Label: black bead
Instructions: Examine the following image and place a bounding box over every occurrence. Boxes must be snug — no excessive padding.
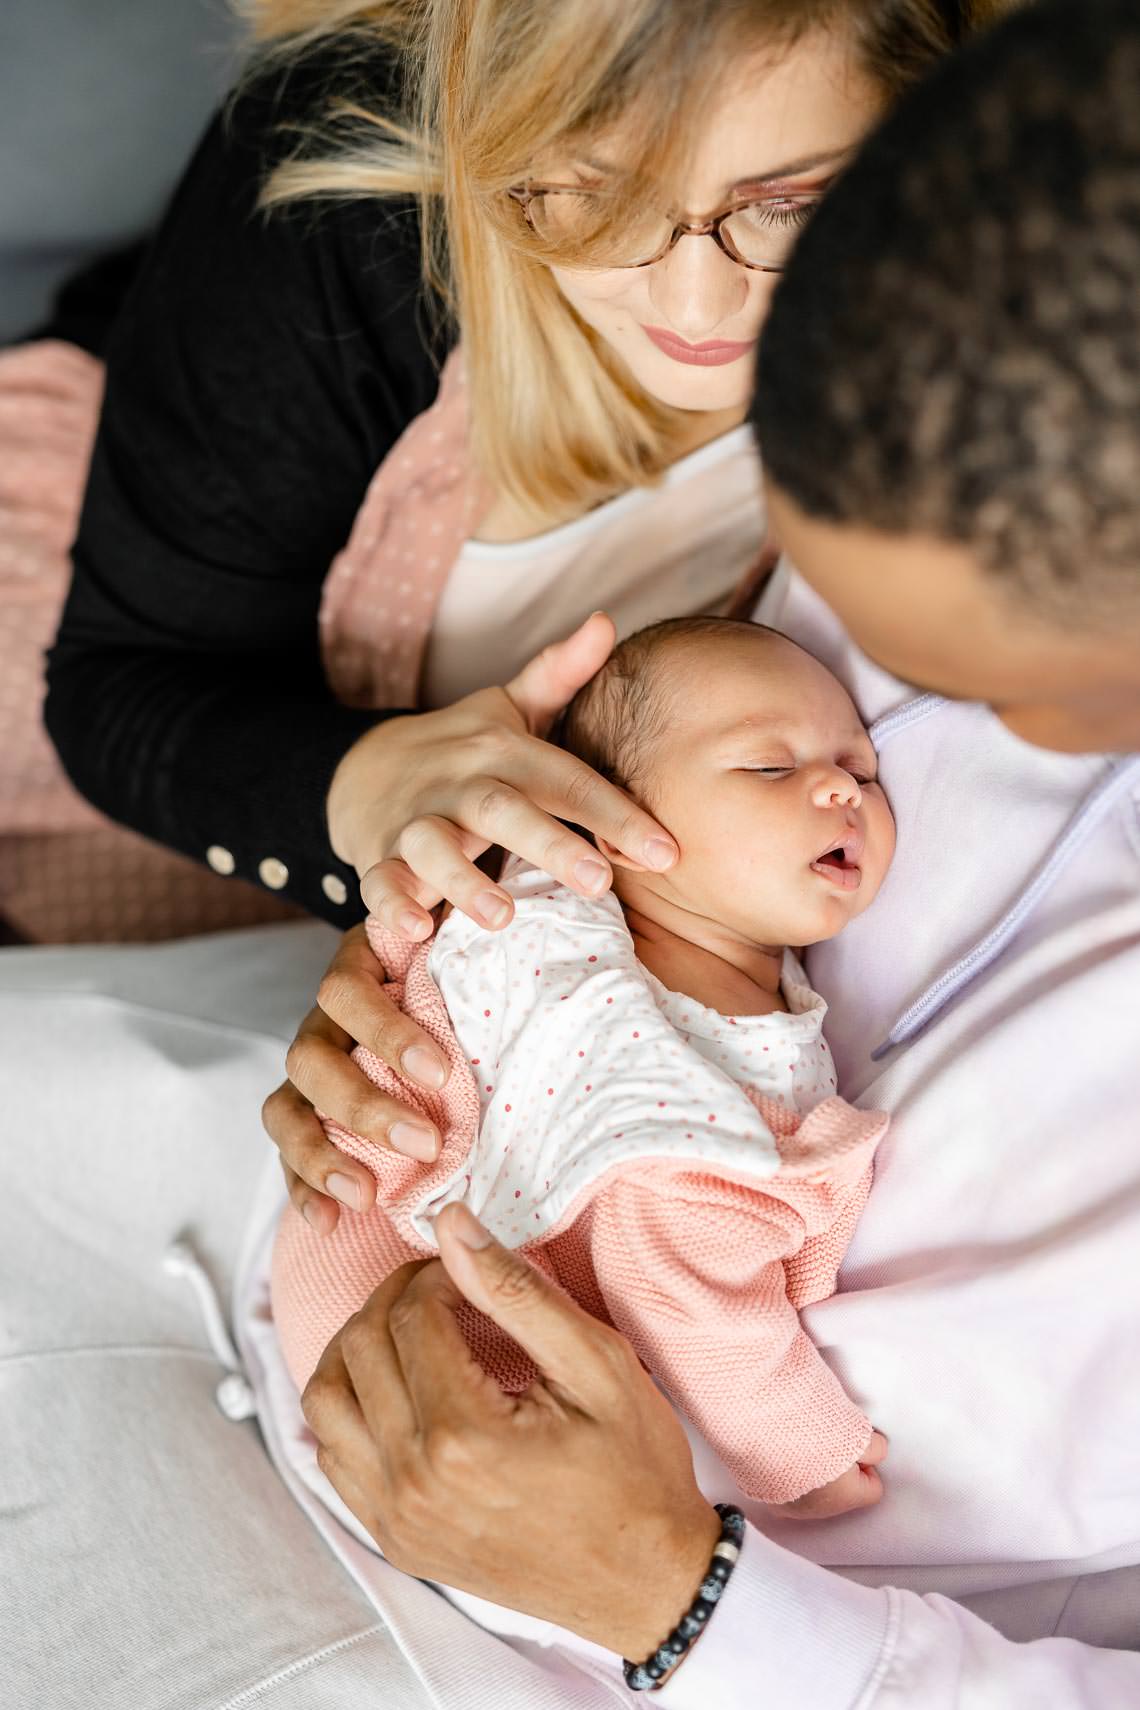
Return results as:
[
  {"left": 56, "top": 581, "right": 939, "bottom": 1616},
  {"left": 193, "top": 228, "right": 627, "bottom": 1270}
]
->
[
  {"left": 692, "top": 1598, "right": 714, "bottom": 1623},
  {"left": 716, "top": 1504, "right": 746, "bottom": 1543},
  {"left": 665, "top": 1633, "right": 689, "bottom": 1657},
  {"left": 707, "top": 1557, "right": 732, "bottom": 1583},
  {"left": 646, "top": 1658, "right": 666, "bottom": 1681}
]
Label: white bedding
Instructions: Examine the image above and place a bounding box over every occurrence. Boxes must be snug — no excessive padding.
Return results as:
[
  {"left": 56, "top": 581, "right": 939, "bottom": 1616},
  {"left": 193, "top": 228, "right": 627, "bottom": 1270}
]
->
[{"left": 0, "top": 924, "right": 441, "bottom": 1710}]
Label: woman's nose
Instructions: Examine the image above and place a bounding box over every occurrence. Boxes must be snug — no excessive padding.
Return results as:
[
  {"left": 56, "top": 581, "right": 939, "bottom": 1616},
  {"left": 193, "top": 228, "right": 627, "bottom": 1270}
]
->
[
  {"left": 811, "top": 767, "right": 862, "bottom": 810},
  {"left": 647, "top": 232, "right": 750, "bottom": 338}
]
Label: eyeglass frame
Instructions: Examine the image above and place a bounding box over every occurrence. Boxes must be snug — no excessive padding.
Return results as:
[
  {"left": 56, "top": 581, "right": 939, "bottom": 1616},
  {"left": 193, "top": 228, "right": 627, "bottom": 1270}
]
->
[{"left": 507, "top": 181, "right": 821, "bottom": 272}]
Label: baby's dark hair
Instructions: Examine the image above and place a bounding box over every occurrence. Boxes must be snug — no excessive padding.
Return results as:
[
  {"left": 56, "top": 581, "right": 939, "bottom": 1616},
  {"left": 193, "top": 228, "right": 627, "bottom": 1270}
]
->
[
  {"left": 560, "top": 615, "right": 785, "bottom": 801},
  {"left": 752, "top": 0, "right": 1140, "bottom": 624}
]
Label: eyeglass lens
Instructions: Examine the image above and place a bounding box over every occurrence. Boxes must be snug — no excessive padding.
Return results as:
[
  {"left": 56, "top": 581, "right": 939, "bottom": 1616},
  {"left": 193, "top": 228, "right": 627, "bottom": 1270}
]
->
[{"left": 524, "top": 190, "right": 819, "bottom": 268}]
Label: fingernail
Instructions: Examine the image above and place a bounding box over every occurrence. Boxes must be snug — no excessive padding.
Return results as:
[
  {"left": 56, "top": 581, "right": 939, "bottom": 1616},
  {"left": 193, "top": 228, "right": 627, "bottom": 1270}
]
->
[
  {"left": 390, "top": 1120, "right": 439, "bottom": 1161},
  {"left": 474, "top": 892, "right": 511, "bottom": 929},
  {"left": 643, "top": 837, "right": 676, "bottom": 871},
  {"left": 399, "top": 909, "right": 429, "bottom": 940},
  {"left": 326, "top": 1171, "right": 363, "bottom": 1212},
  {"left": 446, "top": 1203, "right": 492, "bottom": 1249},
  {"left": 402, "top": 1045, "right": 448, "bottom": 1090},
  {"left": 573, "top": 856, "right": 609, "bottom": 893}
]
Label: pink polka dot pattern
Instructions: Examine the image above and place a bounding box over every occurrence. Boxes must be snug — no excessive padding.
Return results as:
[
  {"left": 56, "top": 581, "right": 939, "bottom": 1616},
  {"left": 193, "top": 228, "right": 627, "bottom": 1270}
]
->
[{"left": 319, "top": 350, "right": 484, "bottom": 712}]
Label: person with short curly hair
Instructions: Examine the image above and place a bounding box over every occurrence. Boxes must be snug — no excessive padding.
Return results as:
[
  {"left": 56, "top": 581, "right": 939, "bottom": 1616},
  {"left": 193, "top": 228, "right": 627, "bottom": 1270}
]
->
[
  {"left": 289, "top": 5, "right": 1140, "bottom": 1702},
  {"left": 754, "top": 0, "right": 1140, "bottom": 749}
]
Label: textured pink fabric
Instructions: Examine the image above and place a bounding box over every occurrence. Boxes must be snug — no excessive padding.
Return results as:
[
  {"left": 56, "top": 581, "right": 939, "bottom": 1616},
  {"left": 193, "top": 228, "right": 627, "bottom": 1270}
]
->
[
  {"left": 0, "top": 340, "right": 295, "bottom": 943},
  {"left": 272, "top": 921, "right": 887, "bottom": 1504},
  {"left": 318, "top": 348, "right": 482, "bottom": 710}
]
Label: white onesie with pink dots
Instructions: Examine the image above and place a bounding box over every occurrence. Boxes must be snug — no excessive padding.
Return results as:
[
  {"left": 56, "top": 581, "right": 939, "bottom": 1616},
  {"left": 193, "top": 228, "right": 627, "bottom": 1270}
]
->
[{"left": 422, "top": 856, "right": 842, "bottom": 1243}]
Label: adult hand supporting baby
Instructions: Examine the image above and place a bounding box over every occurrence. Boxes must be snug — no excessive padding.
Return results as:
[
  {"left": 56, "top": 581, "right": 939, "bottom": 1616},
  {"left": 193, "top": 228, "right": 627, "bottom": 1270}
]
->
[
  {"left": 262, "top": 923, "right": 457, "bottom": 1234},
  {"left": 326, "top": 611, "right": 679, "bottom": 939},
  {"left": 301, "top": 1201, "right": 721, "bottom": 1662}
]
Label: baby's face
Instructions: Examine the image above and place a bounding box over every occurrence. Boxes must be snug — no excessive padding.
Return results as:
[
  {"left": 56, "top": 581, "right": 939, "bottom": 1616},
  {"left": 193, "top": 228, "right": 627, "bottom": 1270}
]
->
[{"left": 642, "top": 630, "right": 895, "bottom": 947}]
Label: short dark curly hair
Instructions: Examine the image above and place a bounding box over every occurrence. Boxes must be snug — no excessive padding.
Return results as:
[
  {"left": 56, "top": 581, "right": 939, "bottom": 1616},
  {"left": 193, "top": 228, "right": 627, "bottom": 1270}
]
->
[{"left": 752, "top": 0, "right": 1140, "bottom": 623}]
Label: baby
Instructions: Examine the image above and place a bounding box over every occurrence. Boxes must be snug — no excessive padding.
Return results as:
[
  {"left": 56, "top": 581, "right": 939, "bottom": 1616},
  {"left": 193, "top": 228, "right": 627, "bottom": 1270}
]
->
[{"left": 272, "top": 616, "right": 896, "bottom": 1515}]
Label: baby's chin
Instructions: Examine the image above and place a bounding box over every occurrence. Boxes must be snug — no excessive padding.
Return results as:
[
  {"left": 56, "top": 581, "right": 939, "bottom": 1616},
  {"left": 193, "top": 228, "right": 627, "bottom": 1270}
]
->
[{"left": 759, "top": 894, "right": 864, "bottom": 952}]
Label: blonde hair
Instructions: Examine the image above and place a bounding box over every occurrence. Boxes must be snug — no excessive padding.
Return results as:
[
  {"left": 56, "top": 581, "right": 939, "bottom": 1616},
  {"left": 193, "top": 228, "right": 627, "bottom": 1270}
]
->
[{"left": 245, "top": 0, "right": 1016, "bottom": 527}]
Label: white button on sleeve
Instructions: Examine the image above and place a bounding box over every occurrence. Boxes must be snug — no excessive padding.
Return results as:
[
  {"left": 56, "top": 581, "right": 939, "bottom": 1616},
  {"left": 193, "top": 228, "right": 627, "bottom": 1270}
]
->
[
  {"left": 258, "top": 857, "right": 290, "bottom": 891},
  {"left": 321, "top": 873, "right": 349, "bottom": 906},
  {"left": 206, "top": 845, "right": 235, "bottom": 876}
]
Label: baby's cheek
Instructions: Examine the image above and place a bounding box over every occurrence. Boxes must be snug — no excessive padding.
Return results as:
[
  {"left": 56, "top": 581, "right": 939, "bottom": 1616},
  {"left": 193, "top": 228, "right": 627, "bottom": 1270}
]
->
[{"left": 875, "top": 801, "right": 898, "bottom": 883}]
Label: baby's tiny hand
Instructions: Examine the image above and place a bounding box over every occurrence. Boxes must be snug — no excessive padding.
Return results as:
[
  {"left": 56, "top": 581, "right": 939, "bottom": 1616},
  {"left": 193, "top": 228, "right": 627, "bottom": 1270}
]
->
[{"left": 769, "top": 1429, "right": 888, "bottom": 1520}]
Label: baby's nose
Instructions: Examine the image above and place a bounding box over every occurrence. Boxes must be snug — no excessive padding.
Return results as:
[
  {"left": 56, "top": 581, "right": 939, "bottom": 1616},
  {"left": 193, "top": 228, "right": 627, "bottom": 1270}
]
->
[{"left": 812, "top": 768, "right": 862, "bottom": 808}]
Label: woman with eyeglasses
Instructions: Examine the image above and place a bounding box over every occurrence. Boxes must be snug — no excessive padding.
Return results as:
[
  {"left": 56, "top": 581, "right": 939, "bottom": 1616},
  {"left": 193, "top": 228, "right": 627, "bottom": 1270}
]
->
[
  {"left": 57, "top": 11, "right": 997, "bottom": 1140},
  {"left": 46, "top": 0, "right": 1010, "bottom": 1225}
]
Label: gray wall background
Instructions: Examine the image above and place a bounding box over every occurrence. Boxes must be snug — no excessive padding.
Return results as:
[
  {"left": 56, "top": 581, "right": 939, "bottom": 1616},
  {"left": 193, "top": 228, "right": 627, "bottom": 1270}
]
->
[{"left": 0, "top": 0, "right": 245, "bottom": 343}]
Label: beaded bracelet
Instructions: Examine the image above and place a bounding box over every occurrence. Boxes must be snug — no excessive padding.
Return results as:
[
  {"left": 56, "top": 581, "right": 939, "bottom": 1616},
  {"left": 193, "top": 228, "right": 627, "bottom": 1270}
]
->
[{"left": 622, "top": 1504, "right": 746, "bottom": 1693}]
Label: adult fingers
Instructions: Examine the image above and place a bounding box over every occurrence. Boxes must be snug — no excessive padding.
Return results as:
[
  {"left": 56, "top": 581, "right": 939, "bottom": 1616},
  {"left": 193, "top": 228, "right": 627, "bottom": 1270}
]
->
[
  {"left": 270, "top": 1105, "right": 346, "bottom": 1232},
  {"left": 389, "top": 760, "right": 675, "bottom": 908},
  {"left": 314, "top": 924, "right": 450, "bottom": 1094},
  {"left": 400, "top": 793, "right": 614, "bottom": 919},
  {"left": 263, "top": 1061, "right": 381, "bottom": 1219},
  {"left": 506, "top": 611, "right": 616, "bottom": 736},
  {"left": 284, "top": 1022, "right": 442, "bottom": 1165},
  {"left": 279, "top": 1156, "right": 338, "bottom": 1236},
  {"left": 302, "top": 1293, "right": 408, "bottom": 1466},
  {"left": 383, "top": 1254, "right": 518, "bottom": 1438},
  {"left": 432, "top": 1204, "right": 641, "bottom": 1410},
  {"left": 371, "top": 816, "right": 509, "bottom": 932},
  {"left": 513, "top": 741, "right": 677, "bottom": 872},
  {"left": 311, "top": 1445, "right": 381, "bottom": 1551},
  {"left": 323, "top": 1261, "right": 434, "bottom": 1447},
  {"left": 355, "top": 856, "right": 441, "bottom": 942}
]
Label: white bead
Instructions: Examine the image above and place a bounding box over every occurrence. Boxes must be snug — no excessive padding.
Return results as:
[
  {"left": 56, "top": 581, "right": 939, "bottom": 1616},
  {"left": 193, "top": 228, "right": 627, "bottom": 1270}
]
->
[
  {"left": 258, "top": 856, "right": 289, "bottom": 891},
  {"left": 321, "top": 872, "right": 349, "bottom": 907},
  {"left": 215, "top": 1372, "right": 257, "bottom": 1422},
  {"left": 206, "top": 844, "right": 235, "bottom": 876}
]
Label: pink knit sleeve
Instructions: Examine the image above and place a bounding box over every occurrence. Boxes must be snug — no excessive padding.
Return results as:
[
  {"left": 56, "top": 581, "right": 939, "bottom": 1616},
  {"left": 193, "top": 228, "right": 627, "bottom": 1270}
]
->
[
  {"left": 270, "top": 920, "right": 486, "bottom": 1393},
  {"left": 584, "top": 1162, "right": 875, "bottom": 1504}
]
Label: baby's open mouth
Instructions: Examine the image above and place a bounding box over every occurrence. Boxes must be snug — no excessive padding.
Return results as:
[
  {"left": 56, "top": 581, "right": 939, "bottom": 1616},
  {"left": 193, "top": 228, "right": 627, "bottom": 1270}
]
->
[{"left": 810, "top": 831, "right": 864, "bottom": 891}]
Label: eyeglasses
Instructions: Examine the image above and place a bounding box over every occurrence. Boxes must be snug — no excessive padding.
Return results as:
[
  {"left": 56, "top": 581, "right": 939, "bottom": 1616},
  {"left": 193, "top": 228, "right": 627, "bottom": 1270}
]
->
[{"left": 508, "top": 182, "right": 822, "bottom": 272}]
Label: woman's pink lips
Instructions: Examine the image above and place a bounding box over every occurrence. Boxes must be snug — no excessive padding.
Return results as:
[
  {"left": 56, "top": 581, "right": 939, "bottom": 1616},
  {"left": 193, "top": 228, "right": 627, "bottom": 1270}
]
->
[{"left": 642, "top": 325, "right": 757, "bottom": 367}]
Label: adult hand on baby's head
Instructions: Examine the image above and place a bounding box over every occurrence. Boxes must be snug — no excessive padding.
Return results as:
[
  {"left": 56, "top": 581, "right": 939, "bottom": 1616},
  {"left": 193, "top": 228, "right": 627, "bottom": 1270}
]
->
[
  {"left": 325, "top": 612, "right": 678, "bottom": 941},
  {"left": 301, "top": 1203, "right": 720, "bottom": 1660},
  {"left": 768, "top": 1431, "right": 888, "bottom": 1521}
]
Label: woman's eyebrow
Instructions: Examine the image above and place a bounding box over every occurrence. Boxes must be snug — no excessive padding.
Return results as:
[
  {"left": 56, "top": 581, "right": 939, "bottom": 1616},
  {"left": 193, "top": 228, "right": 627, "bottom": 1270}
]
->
[
  {"left": 573, "top": 146, "right": 851, "bottom": 187},
  {"left": 732, "top": 146, "right": 854, "bottom": 187}
]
